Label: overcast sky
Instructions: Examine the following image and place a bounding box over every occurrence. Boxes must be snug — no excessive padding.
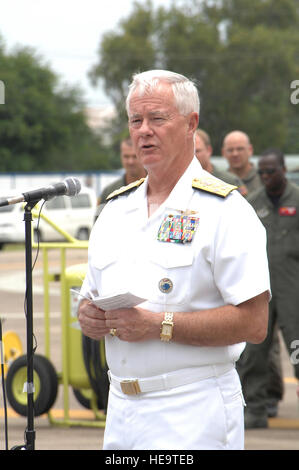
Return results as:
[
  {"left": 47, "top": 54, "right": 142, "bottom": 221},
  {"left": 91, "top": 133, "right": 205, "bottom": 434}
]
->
[{"left": 0, "top": 0, "right": 173, "bottom": 107}]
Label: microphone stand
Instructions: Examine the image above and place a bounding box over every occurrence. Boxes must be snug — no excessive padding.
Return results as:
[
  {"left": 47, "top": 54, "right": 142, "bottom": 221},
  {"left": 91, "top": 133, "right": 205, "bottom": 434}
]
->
[{"left": 12, "top": 200, "right": 39, "bottom": 450}]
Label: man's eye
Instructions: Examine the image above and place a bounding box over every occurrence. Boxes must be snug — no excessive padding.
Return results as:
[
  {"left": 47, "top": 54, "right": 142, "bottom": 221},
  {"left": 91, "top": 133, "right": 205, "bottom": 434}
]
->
[{"left": 130, "top": 119, "right": 141, "bottom": 126}]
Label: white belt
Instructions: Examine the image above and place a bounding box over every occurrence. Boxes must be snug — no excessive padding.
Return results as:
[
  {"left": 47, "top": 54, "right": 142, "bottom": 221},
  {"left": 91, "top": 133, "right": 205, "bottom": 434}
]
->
[{"left": 108, "top": 363, "right": 234, "bottom": 396}]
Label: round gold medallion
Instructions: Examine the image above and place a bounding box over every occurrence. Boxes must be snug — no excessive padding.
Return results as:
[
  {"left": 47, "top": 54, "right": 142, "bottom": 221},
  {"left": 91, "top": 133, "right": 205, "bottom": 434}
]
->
[{"left": 158, "top": 278, "right": 173, "bottom": 293}]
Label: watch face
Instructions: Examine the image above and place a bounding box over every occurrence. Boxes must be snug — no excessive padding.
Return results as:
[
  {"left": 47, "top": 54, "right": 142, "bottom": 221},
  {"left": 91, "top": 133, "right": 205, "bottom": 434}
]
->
[{"left": 163, "top": 324, "right": 172, "bottom": 335}]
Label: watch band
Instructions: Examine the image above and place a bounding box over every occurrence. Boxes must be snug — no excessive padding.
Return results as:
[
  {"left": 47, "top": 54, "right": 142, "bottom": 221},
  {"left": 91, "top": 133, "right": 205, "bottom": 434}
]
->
[{"left": 160, "top": 311, "right": 174, "bottom": 342}]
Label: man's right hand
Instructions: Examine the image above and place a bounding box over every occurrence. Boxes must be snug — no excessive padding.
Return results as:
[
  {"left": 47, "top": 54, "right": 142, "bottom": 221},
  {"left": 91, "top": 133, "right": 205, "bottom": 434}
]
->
[{"left": 78, "top": 299, "right": 110, "bottom": 340}]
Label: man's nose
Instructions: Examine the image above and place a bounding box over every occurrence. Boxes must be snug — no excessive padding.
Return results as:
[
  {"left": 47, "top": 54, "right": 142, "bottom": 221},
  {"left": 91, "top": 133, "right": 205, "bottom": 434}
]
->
[{"left": 139, "top": 118, "right": 153, "bottom": 134}]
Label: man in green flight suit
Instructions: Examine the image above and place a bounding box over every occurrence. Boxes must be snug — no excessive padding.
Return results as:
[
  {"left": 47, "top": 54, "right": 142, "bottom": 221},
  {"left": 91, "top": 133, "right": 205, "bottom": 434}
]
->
[
  {"left": 237, "top": 148, "right": 299, "bottom": 428},
  {"left": 221, "top": 130, "right": 262, "bottom": 194},
  {"left": 221, "top": 130, "right": 284, "bottom": 420}
]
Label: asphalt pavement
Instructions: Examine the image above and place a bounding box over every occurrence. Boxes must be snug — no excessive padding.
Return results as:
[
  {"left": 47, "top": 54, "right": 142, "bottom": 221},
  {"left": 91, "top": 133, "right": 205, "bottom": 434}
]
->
[{"left": 0, "top": 247, "right": 299, "bottom": 452}]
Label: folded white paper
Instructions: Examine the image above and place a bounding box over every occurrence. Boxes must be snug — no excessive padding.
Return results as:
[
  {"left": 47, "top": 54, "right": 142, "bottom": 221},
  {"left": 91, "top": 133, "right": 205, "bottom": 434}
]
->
[
  {"left": 72, "top": 289, "right": 146, "bottom": 310},
  {"left": 92, "top": 292, "right": 146, "bottom": 310}
]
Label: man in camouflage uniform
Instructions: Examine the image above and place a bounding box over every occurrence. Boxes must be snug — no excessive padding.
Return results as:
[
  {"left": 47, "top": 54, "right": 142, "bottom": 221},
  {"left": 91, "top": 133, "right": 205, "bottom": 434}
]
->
[{"left": 237, "top": 148, "right": 299, "bottom": 428}]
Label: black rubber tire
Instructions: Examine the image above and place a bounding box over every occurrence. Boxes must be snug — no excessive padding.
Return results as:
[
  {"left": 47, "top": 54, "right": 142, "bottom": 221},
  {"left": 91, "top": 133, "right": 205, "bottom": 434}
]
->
[
  {"left": 76, "top": 227, "right": 89, "bottom": 240},
  {"left": 6, "top": 354, "right": 58, "bottom": 417},
  {"left": 81, "top": 335, "right": 109, "bottom": 412},
  {"left": 72, "top": 387, "right": 102, "bottom": 410}
]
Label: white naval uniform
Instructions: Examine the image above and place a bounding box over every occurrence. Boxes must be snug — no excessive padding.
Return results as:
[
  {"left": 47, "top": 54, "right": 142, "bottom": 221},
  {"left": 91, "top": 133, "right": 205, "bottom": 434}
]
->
[{"left": 80, "top": 157, "right": 270, "bottom": 450}]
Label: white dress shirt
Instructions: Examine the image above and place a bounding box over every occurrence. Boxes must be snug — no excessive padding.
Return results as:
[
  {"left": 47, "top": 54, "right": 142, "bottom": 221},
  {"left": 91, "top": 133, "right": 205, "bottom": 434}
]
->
[{"left": 81, "top": 158, "right": 270, "bottom": 378}]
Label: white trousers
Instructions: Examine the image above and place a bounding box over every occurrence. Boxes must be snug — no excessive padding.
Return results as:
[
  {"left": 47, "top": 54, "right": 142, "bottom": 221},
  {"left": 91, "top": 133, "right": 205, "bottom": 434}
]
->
[{"left": 103, "top": 368, "right": 245, "bottom": 450}]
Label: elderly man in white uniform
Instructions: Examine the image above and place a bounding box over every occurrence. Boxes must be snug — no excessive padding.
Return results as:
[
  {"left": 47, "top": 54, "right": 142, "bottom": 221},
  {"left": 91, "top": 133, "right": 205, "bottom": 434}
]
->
[{"left": 78, "top": 70, "right": 270, "bottom": 450}]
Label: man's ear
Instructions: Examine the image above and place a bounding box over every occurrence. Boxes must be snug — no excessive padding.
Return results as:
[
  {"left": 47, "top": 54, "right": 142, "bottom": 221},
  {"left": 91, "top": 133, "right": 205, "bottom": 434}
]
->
[{"left": 188, "top": 112, "right": 199, "bottom": 133}]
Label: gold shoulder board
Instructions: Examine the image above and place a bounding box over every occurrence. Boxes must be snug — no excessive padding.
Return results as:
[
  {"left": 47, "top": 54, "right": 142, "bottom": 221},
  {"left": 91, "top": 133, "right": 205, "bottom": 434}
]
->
[
  {"left": 192, "top": 175, "right": 237, "bottom": 198},
  {"left": 106, "top": 178, "right": 146, "bottom": 201}
]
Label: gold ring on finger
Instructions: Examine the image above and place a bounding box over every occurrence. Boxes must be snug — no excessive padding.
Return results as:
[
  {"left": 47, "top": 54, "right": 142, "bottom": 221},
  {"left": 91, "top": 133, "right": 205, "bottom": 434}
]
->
[{"left": 110, "top": 328, "right": 117, "bottom": 337}]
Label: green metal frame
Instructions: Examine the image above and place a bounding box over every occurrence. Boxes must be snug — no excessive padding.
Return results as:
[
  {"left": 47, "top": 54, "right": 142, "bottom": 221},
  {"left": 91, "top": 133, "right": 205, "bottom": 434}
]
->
[{"left": 31, "top": 208, "right": 106, "bottom": 428}]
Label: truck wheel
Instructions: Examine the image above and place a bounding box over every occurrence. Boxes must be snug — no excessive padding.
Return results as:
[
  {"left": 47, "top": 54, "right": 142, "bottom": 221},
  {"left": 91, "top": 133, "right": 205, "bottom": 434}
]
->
[
  {"left": 76, "top": 228, "right": 89, "bottom": 240},
  {"left": 6, "top": 354, "right": 58, "bottom": 417}
]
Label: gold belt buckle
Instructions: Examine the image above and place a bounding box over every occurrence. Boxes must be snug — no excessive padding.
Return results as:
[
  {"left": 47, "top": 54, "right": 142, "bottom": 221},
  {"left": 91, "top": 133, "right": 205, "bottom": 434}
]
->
[{"left": 120, "top": 379, "right": 141, "bottom": 395}]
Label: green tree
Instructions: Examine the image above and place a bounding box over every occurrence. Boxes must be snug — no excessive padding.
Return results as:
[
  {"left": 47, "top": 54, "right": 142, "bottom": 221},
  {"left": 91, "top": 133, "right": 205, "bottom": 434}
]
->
[
  {"left": 89, "top": 0, "right": 299, "bottom": 155},
  {"left": 0, "top": 38, "right": 110, "bottom": 172},
  {"left": 201, "top": 0, "right": 299, "bottom": 152},
  {"left": 89, "top": 0, "right": 157, "bottom": 166}
]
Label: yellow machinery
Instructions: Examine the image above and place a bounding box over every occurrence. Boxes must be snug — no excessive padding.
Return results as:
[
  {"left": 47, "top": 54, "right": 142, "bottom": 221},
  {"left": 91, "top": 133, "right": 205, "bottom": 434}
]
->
[
  {"left": 5, "top": 208, "right": 106, "bottom": 428},
  {"left": 2, "top": 331, "right": 23, "bottom": 377}
]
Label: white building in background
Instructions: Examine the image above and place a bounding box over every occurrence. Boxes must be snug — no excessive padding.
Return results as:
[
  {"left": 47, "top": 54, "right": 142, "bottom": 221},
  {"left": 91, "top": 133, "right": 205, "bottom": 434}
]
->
[{"left": 84, "top": 105, "right": 116, "bottom": 130}]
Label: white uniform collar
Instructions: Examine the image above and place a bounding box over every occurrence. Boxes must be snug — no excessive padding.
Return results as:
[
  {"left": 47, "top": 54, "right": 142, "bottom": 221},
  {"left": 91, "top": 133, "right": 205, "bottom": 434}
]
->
[{"left": 125, "top": 156, "right": 203, "bottom": 214}]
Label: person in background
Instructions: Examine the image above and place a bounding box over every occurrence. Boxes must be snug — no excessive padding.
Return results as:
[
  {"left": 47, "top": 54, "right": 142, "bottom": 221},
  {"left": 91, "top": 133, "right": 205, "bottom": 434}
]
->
[
  {"left": 221, "top": 130, "right": 262, "bottom": 194},
  {"left": 222, "top": 130, "right": 284, "bottom": 418},
  {"left": 78, "top": 69, "right": 270, "bottom": 450},
  {"left": 194, "top": 129, "right": 247, "bottom": 195},
  {"left": 237, "top": 148, "right": 299, "bottom": 429},
  {"left": 95, "top": 137, "right": 147, "bottom": 218}
]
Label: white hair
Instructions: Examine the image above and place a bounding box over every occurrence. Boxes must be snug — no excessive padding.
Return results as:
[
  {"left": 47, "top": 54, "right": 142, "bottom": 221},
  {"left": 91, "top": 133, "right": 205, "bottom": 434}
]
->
[{"left": 126, "top": 70, "right": 200, "bottom": 116}]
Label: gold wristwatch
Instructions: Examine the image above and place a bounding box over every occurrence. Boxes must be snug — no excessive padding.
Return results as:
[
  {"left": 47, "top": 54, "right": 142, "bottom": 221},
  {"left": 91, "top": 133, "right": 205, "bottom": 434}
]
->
[{"left": 160, "top": 312, "right": 174, "bottom": 342}]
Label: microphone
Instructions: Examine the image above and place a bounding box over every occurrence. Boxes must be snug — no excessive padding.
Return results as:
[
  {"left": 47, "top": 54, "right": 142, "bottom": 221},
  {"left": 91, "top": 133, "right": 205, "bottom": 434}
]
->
[{"left": 0, "top": 177, "right": 81, "bottom": 207}]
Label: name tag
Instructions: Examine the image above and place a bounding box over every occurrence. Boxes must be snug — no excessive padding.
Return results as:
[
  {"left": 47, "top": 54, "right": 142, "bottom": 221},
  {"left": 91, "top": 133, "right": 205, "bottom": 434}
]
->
[
  {"left": 279, "top": 206, "right": 296, "bottom": 216},
  {"left": 157, "top": 213, "right": 199, "bottom": 244}
]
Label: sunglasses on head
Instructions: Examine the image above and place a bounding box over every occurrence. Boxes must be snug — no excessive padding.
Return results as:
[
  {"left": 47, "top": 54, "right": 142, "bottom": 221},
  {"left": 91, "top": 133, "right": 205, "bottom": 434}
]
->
[{"left": 257, "top": 168, "right": 277, "bottom": 175}]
